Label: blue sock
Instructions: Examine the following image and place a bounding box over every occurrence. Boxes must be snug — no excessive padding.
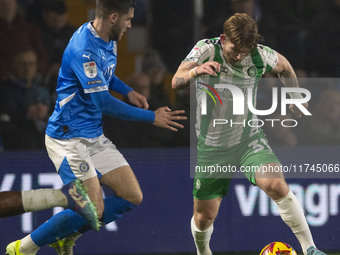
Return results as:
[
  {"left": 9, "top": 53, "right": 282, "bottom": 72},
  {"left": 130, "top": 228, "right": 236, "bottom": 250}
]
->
[
  {"left": 31, "top": 209, "right": 86, "bottom": 246},
  {"left": 31, "top": 196, "right": 137, "bottom": 246},
  {"left": 102, "top": 195, "right": 136, "bottom": 224},
  {"left": 79, "top": 195, "right": 136, "bottom": 232}
]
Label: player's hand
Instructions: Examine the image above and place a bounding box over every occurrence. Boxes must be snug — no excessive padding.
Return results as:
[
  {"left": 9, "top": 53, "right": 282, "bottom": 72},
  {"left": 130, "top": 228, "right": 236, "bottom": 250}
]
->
[
  {"left": 195, "top": 61, "right": 221, "bottom": 76},
  {"left": 127, "top": 90, "right": 149, "bottom": 109},
  {"left": 289, "top": 102, "right": 308, "bottom": 119},
  {"left": 153, "top": 106, "right": 187, "bottom": 131}
]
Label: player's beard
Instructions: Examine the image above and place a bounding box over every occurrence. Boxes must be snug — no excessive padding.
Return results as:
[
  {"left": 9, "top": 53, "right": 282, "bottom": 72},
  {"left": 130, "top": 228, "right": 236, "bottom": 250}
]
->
[
  {"left": 109, "top": 25, "right": 119, "bottom": 41},
  {"left": 109, "top": 22, "right": 124, "bottom": 41}
]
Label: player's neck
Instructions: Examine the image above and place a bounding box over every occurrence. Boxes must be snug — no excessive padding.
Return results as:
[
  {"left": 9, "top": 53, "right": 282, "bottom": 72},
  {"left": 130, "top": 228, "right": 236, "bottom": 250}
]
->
[{"left": 93, "top": 18, "right": 110, "bottom": 42}]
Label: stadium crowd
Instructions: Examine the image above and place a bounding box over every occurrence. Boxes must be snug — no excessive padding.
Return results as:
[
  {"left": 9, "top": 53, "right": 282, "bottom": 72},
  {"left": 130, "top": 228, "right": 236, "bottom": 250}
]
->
[{"left": 0, "top": 0, "right": 339, "bottom": 150}]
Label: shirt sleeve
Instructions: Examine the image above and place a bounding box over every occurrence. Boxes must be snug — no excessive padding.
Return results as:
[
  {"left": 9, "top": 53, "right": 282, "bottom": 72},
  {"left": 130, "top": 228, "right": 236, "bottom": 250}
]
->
[
  {"left": 71, "top": 50, "right": 109, "bottom": 93},
  {"left": 258, "top": 45, "right": 279, "bottom": 73},
  {"left": 109, "top": 75, "right": 133, "bottom": 96},
  {"left": 91, "top": 90, "right": 155, "bottom": 123},
  {"left": 182, "top": 39, "right": 216, "bottom": 65}
]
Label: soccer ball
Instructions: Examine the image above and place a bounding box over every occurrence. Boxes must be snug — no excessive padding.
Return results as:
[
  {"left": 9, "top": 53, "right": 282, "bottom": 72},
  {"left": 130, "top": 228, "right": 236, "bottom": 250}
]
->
[{"left": 260, "top": 242, "right": 297, "bottom": 255}]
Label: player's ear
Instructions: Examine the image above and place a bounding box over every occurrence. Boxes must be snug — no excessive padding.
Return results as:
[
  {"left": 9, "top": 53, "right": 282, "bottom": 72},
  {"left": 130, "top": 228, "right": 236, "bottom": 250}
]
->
[
  {"left": 109, "top": 13, "right": 119, "bottom": 24},
  {"left": 220, "top": 34, "right": 227, "bottom": 44}
]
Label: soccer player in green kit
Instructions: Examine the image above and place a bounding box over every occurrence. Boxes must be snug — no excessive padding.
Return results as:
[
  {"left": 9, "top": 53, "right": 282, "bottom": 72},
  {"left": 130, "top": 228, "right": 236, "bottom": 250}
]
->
[{"left": 172, "top": 13, "right": 327, "bottom": 255}]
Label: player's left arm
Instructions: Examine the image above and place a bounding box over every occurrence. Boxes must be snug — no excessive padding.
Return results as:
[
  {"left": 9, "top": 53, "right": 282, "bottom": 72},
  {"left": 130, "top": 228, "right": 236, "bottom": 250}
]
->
[
  {"left": 109, "top": 75, "right": 149, "bottom": 109},
  {"left": 270, "top": 52, "right": 308, "bottom": 119}
]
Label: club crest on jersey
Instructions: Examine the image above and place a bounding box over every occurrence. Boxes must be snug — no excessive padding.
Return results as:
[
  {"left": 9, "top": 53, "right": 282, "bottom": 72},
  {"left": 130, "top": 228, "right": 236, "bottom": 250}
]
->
[
  {"left": 247, "top": 66, "right": 257, "bottom": 77},
  {"left": 83, "top": 61, "right": 98, "bottom": 78}
]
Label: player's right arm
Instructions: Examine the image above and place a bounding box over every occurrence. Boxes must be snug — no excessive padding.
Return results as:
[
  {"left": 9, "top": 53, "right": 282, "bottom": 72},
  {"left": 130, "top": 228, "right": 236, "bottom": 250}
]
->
[
  {"left": 171, "top": 61, "right": 220, "bottom": 89},
  {"left": 172, "top": 39, "right": 221, "bottom": 89}
]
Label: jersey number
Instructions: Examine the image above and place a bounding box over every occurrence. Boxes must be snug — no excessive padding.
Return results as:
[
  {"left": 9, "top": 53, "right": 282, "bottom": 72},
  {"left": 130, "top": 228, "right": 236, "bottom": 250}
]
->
[{"left": 248, "top": 139, "right": 273, "bottom": 153}]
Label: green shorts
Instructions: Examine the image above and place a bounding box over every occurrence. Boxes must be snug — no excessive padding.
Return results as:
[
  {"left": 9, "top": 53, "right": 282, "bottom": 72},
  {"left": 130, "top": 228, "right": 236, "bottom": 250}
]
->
[{"left": 193, "top": 131, "right": 280, "bottom": 200}]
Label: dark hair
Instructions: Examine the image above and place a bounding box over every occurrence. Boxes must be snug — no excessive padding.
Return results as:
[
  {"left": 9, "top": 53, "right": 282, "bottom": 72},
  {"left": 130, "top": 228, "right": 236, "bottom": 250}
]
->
[
  {"left": 13, "top": 47, "right": 37, "bottom": 59},
  {"left": 96, "top": 0, "right": 137, "bottom": 19},
  {"left": 223, "top": 13, "right": 262, "bottom": 52},
  {"left": 42, "top": 0, "right": 67, "bottom": 15}
]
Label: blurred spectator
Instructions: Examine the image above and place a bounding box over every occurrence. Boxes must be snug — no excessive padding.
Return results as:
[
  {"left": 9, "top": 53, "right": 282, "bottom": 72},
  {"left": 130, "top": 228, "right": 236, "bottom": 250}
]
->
[
  {"left": 103, "top": 48, "right": 191, "bottom": 148},
  {"left": 259, "top": 0, "right": 324, "bottom": 70},
  {"left": 0, "top": 0, "right": 48, "bottom": 81},
  {"left": 20, "top": 0, "right": 44, "bottom": 25},
  {"left": 103, "top": 72, "right": 179, "bottom": 148},
  {"left": 297, "top": 89, "right": 340, "bottom": 145},
  {"left": 203, "top": 0, "right": 261, "bottom": 39},
  {"left": 126, "top": 73, "right": 151, "bottom": 100},
  {"left": 202, "top": 0, "right": 230, "bottom": 38},
  {"left": 263, "top": 112, "right": 298, "bottom": 147},
  {"left": 0, "top": 48, "right": 50, "bottom": 150},
  {"left": 141, "top": 49, "right": 171, "bottom": 109},
  {"left": 150, "top": 0, "right": 193, "bottom": 72},
  {"left": 257, "top": 74, "right": 299, "bottom": 146},
  {"left": 40, "top": 0, "right": 76, "bottom": 94},
  {"left": 0, "top": 48, "right": 49, "bottom": 121},
  {"left": 306, "top": 0, "right": 340, "bottom": 77},
  {"left": 230, "top": 0, "right": 261, "bottom": 20},
  {"left": 41, "top": 0, "right": 76, "bottom": 64},
  {"left": 0, "top": 86, "right": 50, "bottom": 150},
  {"left": 173, "top": 85, "right": 190, "bottom": 147}
]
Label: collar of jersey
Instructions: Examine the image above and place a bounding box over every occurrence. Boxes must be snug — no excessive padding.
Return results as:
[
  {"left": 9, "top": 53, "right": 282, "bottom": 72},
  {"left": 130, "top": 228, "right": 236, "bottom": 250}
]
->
[{"left": 87, "top": 22, "right": 114, "bottom": 50}]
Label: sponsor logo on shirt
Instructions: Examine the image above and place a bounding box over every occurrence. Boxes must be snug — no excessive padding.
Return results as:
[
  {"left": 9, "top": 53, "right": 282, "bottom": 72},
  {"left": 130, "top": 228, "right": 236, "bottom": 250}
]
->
[
  {"left": 82, "top": 54, "right": 91, "bottom": 60},
  {"left": 87, "top": 80, "right": 103, "bottom": 85},
  {"left": 221, "top": 66, "right": 228, "bottom": 74},
  {"left": 83, "top": 61, "right": 98, "bottom": 78}
]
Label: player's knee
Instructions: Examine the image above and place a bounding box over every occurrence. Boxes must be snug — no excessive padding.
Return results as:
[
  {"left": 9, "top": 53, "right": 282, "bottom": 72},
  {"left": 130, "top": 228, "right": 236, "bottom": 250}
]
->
[
  {"left": 194, "top": 212, "right": 215, "bottom": 230},
  {"left": 128, "top": 190, "right": 143, "bottom": 205},
  {"left": 260, "top": 178, "right": 288, "bottom": 199}
]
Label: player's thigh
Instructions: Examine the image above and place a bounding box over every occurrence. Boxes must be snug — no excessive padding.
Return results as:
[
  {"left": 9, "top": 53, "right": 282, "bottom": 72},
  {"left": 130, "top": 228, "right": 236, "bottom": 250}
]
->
[
  {"left": 194, "top": 151, "right": 234, "bottom": 200},
  {"left": 45, "top": 135, "right": 104, "bottom": 213},
  {"left": 240, "top": 132, "right": 281, "bottom": 185},
  {"left": 89, "top": 136, "right": 142, "bottom": 204},
  {"left": 100, "top": 165, "right": 142, "bottom": 205},
  {"left": 193, "top": 154, "right": 230, "bottom": 228}
]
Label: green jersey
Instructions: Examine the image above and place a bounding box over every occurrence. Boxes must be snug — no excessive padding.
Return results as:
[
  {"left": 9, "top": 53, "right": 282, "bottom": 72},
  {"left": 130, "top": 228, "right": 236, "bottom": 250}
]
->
[{"left": 184, "top": 38, "right": 278, "bottom": 151}]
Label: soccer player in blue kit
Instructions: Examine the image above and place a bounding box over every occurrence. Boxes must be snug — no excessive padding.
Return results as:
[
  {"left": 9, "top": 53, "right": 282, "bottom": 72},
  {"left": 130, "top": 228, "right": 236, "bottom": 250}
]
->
[{"left": 5, "top": 0, "right": 186, "bottom": 254}]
